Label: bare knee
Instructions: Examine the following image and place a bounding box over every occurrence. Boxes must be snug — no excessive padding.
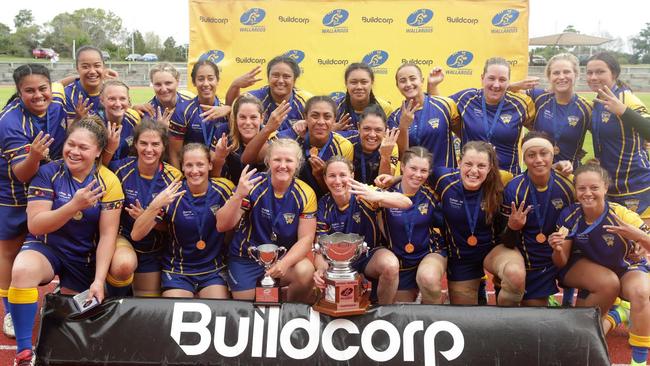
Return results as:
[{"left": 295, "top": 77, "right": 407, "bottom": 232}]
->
[
  {"left": 290, "top": 260, "right": 315, "bottom": 287},
  {"left": 417, "top": 270, "right": 442, "bottom": 292},
  {"left": 110, "top": 249, "right": 137, "bottom": 280},
  {"left": 501, "top": 262, "right": 525, "bottom": 291},
  {"left": 378, "top": 255, "right": 399, "bottom": 280}
]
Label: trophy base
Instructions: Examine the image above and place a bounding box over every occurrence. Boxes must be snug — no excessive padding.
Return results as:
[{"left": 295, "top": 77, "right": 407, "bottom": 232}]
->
[
  {"left": 254, "top": 286, "right": 280, "bottom": 305},
  {"left": 313, "top": 276, "right": 371, "bottom": 317}
]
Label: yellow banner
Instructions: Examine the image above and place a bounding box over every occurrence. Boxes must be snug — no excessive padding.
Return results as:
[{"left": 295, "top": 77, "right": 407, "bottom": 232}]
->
[{"left": 188, "top": 0, "right": 529, "bottom": 104}]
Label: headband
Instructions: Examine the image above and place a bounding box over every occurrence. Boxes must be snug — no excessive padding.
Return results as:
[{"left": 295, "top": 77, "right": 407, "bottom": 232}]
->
[{"left": 521, "top": 137, "right": 554, "bottom": 155}]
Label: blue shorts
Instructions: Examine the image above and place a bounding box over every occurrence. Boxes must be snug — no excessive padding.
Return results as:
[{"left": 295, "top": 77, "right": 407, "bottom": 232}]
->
[
  {"left": 352, "top": 247, "right": 378, "bottom": 276},
  {"left": 161, "top": 270, "right": 227, "bottom": 293},
  {"left": 397, "top": 251, "right": 447, "bottom": 290},
  {"left": 609, "top": 191, "right": 650, "bottom": 219},
  {"left": 0, "top": 205, "right": 27, "bottom": 240},
  {"left": 523, "top": 265, "right": 559, "bottom": 300},
  {"left": 115, "top": 235, "right": 162, "bottom": 274},
  {"left": 21, "top": 240, "right": 94, "bottom": 292},
  {"left": 447, "top": 246, "right": 491, "bottom": 281},
  {"left": 227, "top": 256, "right": 265, "bottom": 292}
]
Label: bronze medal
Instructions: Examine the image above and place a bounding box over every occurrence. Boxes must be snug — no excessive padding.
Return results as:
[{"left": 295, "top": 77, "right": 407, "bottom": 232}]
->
[
  {"left": 535, "top": 232, "right": 547, "bottom": 243},
  {"left": 196, "top": 240, "right": 206, "bottom": 250},
  {"left": 405, "top": 242, "right": 415, "bottom": 253},
  {"left": 73, "top": 211, "right": 83, "bottom": 220},
  {"left": 467, "top": 235, "right": 478, "bottom": 246}
]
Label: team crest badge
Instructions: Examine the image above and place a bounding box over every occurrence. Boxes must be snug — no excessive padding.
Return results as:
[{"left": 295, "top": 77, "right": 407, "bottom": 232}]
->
[
  {"left": 567, "top": 116, "right": 579, "bottom": 127},
  {"left": 500, "top": 114, "right": 512, "bottom": 124},
  {"left": 624, "top": 199, "right": 640, "bottom": 212},
  {"left": 551, "top": 198, "right": 564, "bottom": 210},
  {"left": 352, "top": 212, "right": 361, "bottom": 224},
  {"left": 126, "top": 135, "right": 134, "bottom": 146},
  {"left": 602, "top": 234, "right": 615, "bottom": 247},
  {"left": 601, "top": 111, "right": 611, "bottom": 123},
  {"left": 418, "top": 203, "right": 428, "bottom": 215},
  {"left": 428, "top": 118, "right": 440, "bottom": 129},
  {"left": 283, "top": 213, "right": 296, "bottom": 224}
]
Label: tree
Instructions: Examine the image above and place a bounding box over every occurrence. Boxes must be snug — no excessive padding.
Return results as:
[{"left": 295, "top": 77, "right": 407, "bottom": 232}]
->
[
  {"left": 632, "top": 23, "right": 650, "bottom": 64},
  {"left": 0, "top": 23, "right": 11, "bottom": 54},
  {"left": 563, "top": 25, "right": 579, "bottom": 33},
  {"left": 14, "top": 9, "right": 34, "bottom": 29},
  {"left": 160, "top": 36, "right": 177, "bottom": 61},
  {"left": 132, "top": 30, "right": 146, "bottom": 54},
  {"left": 143, "top": 32, "right": 161, "bottom": 54}
]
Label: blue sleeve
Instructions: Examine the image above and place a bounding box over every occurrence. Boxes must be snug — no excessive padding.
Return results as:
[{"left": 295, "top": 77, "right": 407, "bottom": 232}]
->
[
  {"left": 387, "top": 109, "right": 401, "bottom": 130},
  {"left": 27, "top": 164, "right": 55, "bottom": 201}
]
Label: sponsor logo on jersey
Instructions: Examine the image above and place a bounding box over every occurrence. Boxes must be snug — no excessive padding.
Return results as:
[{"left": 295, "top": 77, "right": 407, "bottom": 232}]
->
[{"left": 199, "top": 50, "right": 225, "bottom": 64}]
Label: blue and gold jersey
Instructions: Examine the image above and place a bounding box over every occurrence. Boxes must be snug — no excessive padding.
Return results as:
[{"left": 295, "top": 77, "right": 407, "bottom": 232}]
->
[
  {"left": 247, "top": 86, "right": 313, "bottom": 131},
  {"left": 558, "top": 202, "right": 649, "bottom": 274},
  {"left": 274, "top": 129, "right": 354, "bottom": 197},
  {"left": 148, "top": 90, "right": 195, "bottom": 137},
  {"left": 388, "top": 95, "right": 459, "bottom": 168},
  {"left": 0, "top": 99, "right": 68, "bottom": 206},
  {"left": 345, "top": 133, "right": 400, "bottom": 185},
  {"left": 451, "top": 89, "right": 535, "bottom": 174},
  {"left": 591, "top": 87, "right": 650, "bottom": 197},
  {"left": 316, "top": 193, "right": 383, "bottom": 249},
  {"left": 108, "top": 157, "right": 181, "bottom": 253},
  {"left": 176, "top": 96, "right": 229, "bottom": 146},
  {"left": 162, "top": 178, "right": 234, "bottom": 274},
  {"left": 528, "top": 89, "right": 592, "bottom": 166},
  {"left": 501, "top": 171, "right": 574, "bottom": 269},
  {"left": 52, "top": 80, "right": 101, "bottom": 119},
  {"left": 433, "top": 167, "right": 497, "bottom": 260},
  {"left": 332, "top": 94, "right": 394, "bottom": 130},
  {"left": 383, "top": 182, "right": 444, "bottom": 267},
  {"left": 101, "top": 109, "right": 141, "bottom": 162},
  {"left": 26, "top": 161, "right": 124, "bottom": 263},
  {"left": 230, "top": 172, "right": 316, "bottom": 258}
]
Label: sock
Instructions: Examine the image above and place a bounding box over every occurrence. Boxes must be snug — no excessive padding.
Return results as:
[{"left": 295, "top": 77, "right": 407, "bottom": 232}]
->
[
  {"left": 561, "top": 287, "right": 575, "bottom": 306},
  {"left": 631, "top": 346, "right": 648, "bottom": 365},
  {"left": 106, "top": 273, "right": 134, "bottom": 297},
  {"left": 608, "top": 304, "right": 628, "bottom": 326},
  {"left": 8, "top": 287, "right": 38, "bottom": 353},
  {"left": 0, "top": 288, "right": 10, "bottom": 314}
]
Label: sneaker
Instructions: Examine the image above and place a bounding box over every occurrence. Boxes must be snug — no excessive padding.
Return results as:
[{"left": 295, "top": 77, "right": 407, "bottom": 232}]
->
[
  {"left": 619, "top": 300, "right": 631, "bottom": 328},
  {"left": 547, "top": 295, "right": 561, "bottom": 307},
  {"left": 13, "top": 349, "right": 35, "bottom": 366},
  {"left": 3, "top": 312, "right": 15, "bottom": 338}
]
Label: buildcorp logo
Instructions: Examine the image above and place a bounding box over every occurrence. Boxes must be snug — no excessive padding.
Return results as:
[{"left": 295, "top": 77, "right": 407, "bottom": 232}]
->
[
  {"left": 240, "top": 8, "right": 266, "bottom": 32},
  {"left": 446, "top": 51, "right": 474, "bottom": 75},
  {"left": 170, "top": 303, "right": 465, "bottom": 365},
  {"left": 406, "top": 9, "right": 433, "bottom": 33},
  {"left": 198, "top": 50, "right": 224, "bottom": 64},
  {"left": 322, "top": 9, "right": 349, "bottom": 33},
  {"left": 491, "top": 9, "right": 519, "bottom": 33},
  {"left": 284, "top": 50, "right": 305, "bottom": 64},
  {"left": 362, "top": 50, "right": 389, "bottom": 74}
]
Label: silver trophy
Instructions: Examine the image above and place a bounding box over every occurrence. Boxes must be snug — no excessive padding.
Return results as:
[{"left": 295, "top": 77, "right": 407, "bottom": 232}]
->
[
  {"left": 313, "top": 232, "right": 370, "bottom": 316},
  {"left": 248, "top": 244, "right": 287, "bottom": 303}
]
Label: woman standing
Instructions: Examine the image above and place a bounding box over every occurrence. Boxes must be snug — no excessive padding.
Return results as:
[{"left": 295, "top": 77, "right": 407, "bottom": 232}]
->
[
  {"left": 314, "top": 156, "right": 411, "bottom": 304},
  {"left": 99, "top": 80, "right": 141, "bottom": 164},
  {"left": 131, "top": 143, "right": 234, "bottom": 299},
  {"left": 217, "top": 139, "right": 316, "bottom": 303}
]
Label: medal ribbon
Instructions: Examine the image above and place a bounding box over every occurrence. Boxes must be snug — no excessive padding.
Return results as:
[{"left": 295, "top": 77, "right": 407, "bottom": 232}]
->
[
  {"left": 481, "top": 93, "right": 506, "bottom": 143},
  {"left": 135, "top": 163, "right": 163, "bottom": 208},
  {"left": 344, "top": 194, "right": 358, "bottom": 232},
  {"left": 305, "top": 132, "right": 333, "bottom": 160},
  {"left": 200, "top": 97, "right": 220, "bottom": 147},
  {"left": 185, "top": 181, "right": 211, "bottom": 243},
  {"left": 265, "top": 176, "right": 295, "bottom": 243},
  {"left": 526, "top": 173, "right": 555, "bottom": 236},
  {"left": 570, "top": 202, "right": 609, "bottom": 238},
  {"left": 550, "top": 94, "right": 578, "bottom": 151},
  {"left": 461, "top": 187, "right": 483, "bottom": 237},
  {"left": 408, "top": 94, "right": 430, "bottom": 146}
]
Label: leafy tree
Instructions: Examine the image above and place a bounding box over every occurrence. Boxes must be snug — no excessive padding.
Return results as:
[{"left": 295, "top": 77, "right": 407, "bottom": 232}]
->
[
  {"left": 0, "top": 23, "right": 11, "bottom": 54},
  {"left": 132, "top": 30, "right": 146, "bottom": 54},
  {"left": 14, "top": 9, "right": 34, "bottom": 29},
  {"left": 143, "top": 32, "right": 161, "bottom": 54},
  {"left": 632, "top": 23, "right": 650, "bottom": 64},
  {"left": 563, "top": 25, "right": 579, "bottom": 33},
  {"left": 160, "top": 36, "right": 177, "bottom": 61}
]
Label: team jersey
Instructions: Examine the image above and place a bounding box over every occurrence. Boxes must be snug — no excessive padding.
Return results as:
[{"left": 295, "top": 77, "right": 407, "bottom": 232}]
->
[
  {"left": 26, "top": 161, "right": 124, "bottom": 263},
  {"left": 162, "top": 178, "right": 234, "bottom": 274},
  {"left": 383, "top": 182, "right": 444, "bottom": 267},
  {"left": 451, "top": 89, "right": 535, "bottom": 174},
  {"left": 332, "top": 93, "right": 394, "bottom": 130},
  {"left": 0, "top": 99, "right": 68, "bottom": 206},
  {"left": 387, "top": 94, "right": 459, "bottom": 169},
  {"left": 316, "top": 192, "right": 383, "bottom": 249},
  {"left": 591, "top": 87, "right": 650, "bottom": 197},
  {"left": 558, "top": 202, "right": 650, "bottom": 273},
  {"left": 432, "top": 167, "right": 501, "bottom": 260},
  {"left": 208, "top": 139, "right": 266, "bottom": 184},
  {"left": 52, "top": 80, "right": 102, "bottom": 119},
  {"left": 147, "top": 90, "right": 196, "bottom": 137},
  {"left": 108, "top": 157, "right": 181, "bottom": 253},
  {"left": 345, "top": 133, "right": 400, "bottom": 184},
  {"left": 501, "top": 171, "right": 575, "bottom": 269},
  {"left": 101, "top": 109, "right": 141, "bottom": 162},
  {"left": 230, "top": 172, "right": 316, "bottom": 258},
  {"left": 528, "top": 89, "right": 592, "bottom": 166},
  {"left": 175, "top": 96, "right": 229, "bottom": 146},
  {"left": 246, "top": 86, "right": 313, "bottom": 131},
  {"left": 274, "top": 129, "right": 354, "bottom": 197}
]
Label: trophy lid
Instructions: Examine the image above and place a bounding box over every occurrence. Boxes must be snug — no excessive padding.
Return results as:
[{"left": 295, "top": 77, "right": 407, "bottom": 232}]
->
[{"left": 318, "top": 232, "right": 365, "bottom": 246}]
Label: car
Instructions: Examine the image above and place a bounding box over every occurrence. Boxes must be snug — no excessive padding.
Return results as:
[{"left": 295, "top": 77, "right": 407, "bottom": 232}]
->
[
  {"left": 125, "top": 53, "right": 142, "bottom": 61},
  {"left": 529, "top": 54, "right": 547, "bottom": 66},
  {"left": 32, "top": 48, "right": 58, "bottom": 59},
  {"left": 142, "top": 53, "right": 158, "bottom": 62},
  {"left": 101, "top": 51, "right": 110, "bottom": 61}
]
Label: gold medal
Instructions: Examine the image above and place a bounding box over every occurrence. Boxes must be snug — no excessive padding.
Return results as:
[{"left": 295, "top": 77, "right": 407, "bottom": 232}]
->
[
  {"left": 196, "top": 240, "right": 206, "bottom": 250},
  {"left": 73, "top": 211, "right": 83, "bottom": 220},
  {"left": 405, "top": 242, "right": 415, "bottom": 253},
  {"left": 535, "top": 232, "right": 547, "bottom": 243},
  {"left": 467, "top": 235, "right": 478, "bottom": 246},
  {"left": 309, "top": 147, "right": 319, "bottom": 157},
  {"left": 553, "top": 145, "right": 560, "bottom": 155}
]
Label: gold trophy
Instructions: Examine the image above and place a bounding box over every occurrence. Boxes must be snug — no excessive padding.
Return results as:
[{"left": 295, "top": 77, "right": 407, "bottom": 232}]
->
[
  {"left": 248, "top": 244, "right": 287, "bottom": 304},
  {"left": 313, "top": 233, "right": 370, "bottom": 317}
]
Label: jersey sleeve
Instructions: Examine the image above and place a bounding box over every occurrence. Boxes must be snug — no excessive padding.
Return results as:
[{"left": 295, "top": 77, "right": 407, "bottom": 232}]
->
[
  {"left": 297, "top": 180, "right": 317, "bottom": 218},
  {"left": 27, "top": 164, "right": 56, "bottom": 202},
  {"left": 1, "top": 115, "right": 31, "bottom": 166},
  {"left": 212, "top": 177, "right": 235, "bottom": 205},
  {"left": 501, "top": 181, "right": 516, "bottom": 217},
  {"left": 439, "top": 96, "right": 460, "bottom": 130},
  {"left": 316, "top": 196, "right": 329, "bottom": 236},
  {"left": 387, "top": 109, "right": 401, "bottom": 130},
  {"left": 612, "top": 203, "right": 645, "bottom": 229},
  {"left": 338, "top": 135, "right": 354, "bottom": 161},
  {"left": 98, "top": 166, "right": 125, "bottom": 210},
  {"left": 624, "top": 91, "right": 650, "bottom": 118},
  {"left": 168, "top": 104, "right": 191, "bottom": 139}
]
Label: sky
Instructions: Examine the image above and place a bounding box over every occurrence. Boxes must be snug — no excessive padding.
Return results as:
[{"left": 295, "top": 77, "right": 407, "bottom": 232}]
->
[{"left": 0, "top": 0, "right": 647, "bottom": 51}]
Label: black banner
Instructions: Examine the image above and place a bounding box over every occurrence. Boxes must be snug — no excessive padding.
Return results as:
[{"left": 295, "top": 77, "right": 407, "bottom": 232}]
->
[{"left": 36, "top": 294, "right": 609, "bottom": 365}]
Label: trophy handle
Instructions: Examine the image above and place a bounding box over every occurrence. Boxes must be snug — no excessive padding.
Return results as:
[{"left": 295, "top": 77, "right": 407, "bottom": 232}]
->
[
  {"left": 312, "top": 243, "right": 321, "bottom": 254},
  {"left": 248, "top": 246, "right": 262, "bottom": 265},
  {"left": 276, "top": 246, "right": 287, "bottom": 260},
  {"left": 361, "top": 242, "right": 369, "bottom": 257}
]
